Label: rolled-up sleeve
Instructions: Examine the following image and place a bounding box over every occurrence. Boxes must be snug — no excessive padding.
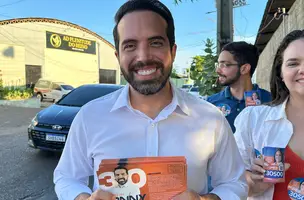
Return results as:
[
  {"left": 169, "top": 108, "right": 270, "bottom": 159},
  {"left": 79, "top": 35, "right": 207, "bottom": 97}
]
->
[
  {"left": 53, "top": 108, "right": 93, "bottom": 200},
  {"left": 208, "top": 115, "right": 248, "bottom": 200},
  {"left": 234, "top": 108, "right": 254, "bottom": 171}
]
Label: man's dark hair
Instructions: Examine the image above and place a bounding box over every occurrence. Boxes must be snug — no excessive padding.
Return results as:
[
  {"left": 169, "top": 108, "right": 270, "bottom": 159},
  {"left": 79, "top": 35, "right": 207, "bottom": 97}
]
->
[
  {"left": 114, "top": 165, "right": 128, "bottom": 175},
  {"left": 113, "top": 0, "right": 175, "bottom": 53},
  {"left": 221, "top": 41, "right": 259, "bottom": 77}
]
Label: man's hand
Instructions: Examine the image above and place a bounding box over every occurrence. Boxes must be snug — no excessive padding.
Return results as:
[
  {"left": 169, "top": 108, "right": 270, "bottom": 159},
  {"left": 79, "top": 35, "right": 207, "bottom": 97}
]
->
[
  {"left": 75, "top": 189, "right": 115, "bottom": 200},
  {"left": 172, "top": 190, "right": 220, "bottom": 200},
  {"left": 88, "top": 189, "right": 116, "bottom": 200}
]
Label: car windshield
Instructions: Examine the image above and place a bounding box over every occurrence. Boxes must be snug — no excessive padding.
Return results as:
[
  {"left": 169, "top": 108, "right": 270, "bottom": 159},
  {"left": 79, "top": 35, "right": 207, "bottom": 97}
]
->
[
  {"left": 57, "top": 85, "right": 122, "bottom": 107},
  {"left": 61, "top": 85, "right": 74, "bottom": 90},
  {"left": 190, "top": 87, "right": 199, "bottom": 92}
]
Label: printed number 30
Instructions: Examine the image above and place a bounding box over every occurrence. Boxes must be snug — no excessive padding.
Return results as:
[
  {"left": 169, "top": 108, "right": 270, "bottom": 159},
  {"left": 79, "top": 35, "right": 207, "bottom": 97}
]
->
[{"left": 98, "top": 168, "right": 147, "bottom": 189}]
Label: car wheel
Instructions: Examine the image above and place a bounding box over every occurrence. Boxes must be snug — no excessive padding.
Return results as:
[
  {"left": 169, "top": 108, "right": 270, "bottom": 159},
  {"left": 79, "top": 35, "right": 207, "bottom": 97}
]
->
[{"left": 37, "top": 93, "right": 43, "bottom": 102}]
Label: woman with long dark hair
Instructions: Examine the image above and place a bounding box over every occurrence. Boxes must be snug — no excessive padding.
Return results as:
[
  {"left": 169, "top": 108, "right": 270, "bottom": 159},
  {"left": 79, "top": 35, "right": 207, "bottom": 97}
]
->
[{"left": 234, "top": 30, "right": 304, "bottom": 199}]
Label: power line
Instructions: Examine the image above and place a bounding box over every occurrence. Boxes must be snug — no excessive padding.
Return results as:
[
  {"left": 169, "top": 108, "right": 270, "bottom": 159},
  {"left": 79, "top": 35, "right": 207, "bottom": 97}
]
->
[
  {"left": 239, "top": 7, "right": 248, "bottom": 36},
  {"left": 0, "top": 0, "right": 27, "bottom": 8},
  {"left": 0, "top": 13, "right": 13, "bottom": 18},
  {"left": 182, "top": 29, "right": 216, "bottom": 36},
  {"left": 0, "top": 26, "right": 97, "bottom": 74},
  {"left": 237, "top": 8, "right": 287, "bottom": 40},
  {"left": 206, "top": 3, "right": 250, "bottom": 14},
  {"left": 0, "top": 13, "right": 114, "bottom": 37}
]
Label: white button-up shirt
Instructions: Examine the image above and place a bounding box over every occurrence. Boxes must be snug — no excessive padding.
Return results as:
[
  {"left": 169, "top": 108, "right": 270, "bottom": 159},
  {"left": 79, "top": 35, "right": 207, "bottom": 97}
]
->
[
  {"left": 234, "top": 99, "right": 293, "bottom": 200},
  {"left": 54, "top": 84, "right": 248, "bottom": 200},
  {"left": 110, "top": 181, "right": 141, "bottom": 199}
]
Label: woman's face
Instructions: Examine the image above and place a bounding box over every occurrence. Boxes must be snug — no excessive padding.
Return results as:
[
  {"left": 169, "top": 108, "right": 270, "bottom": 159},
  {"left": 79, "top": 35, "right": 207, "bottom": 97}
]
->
[
  {"left": 301, "top": 182, "right": 304, "bottom": 192},
  {"left": 275, "top": 150, "right": 282, "bottom": 163},
  {"left": 252, "top": 93, "right": 258, "bottom": 100},
  {"left": 281, "top": 39, "right": 304, "bottom": 97}
]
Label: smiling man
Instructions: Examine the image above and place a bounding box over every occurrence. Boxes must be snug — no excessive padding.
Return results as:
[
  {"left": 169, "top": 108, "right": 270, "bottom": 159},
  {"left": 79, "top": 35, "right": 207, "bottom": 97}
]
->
[
  {"left": 207, "top": 42, "right": 271, "bottom": 133},
  {"left": 53, "top": 1, "right": 248, "bottom": 200},
  {"left": 111, "top": 166, "right": 141, "bottom": 199}
]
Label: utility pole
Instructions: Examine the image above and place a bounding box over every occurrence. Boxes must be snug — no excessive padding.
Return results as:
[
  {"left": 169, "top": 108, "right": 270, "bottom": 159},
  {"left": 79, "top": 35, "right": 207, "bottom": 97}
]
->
[
  {"left": 216, "top": 0, "right": 233, "bottom": 54},
  {"left": 216, "top": 0, "right": 247, "bottom": 53}
]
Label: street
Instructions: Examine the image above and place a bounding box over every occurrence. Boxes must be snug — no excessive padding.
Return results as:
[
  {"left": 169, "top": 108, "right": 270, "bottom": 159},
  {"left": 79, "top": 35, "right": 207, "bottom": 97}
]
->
[{"left": 0, "top": 105, "right": 59, "bottom": 200}]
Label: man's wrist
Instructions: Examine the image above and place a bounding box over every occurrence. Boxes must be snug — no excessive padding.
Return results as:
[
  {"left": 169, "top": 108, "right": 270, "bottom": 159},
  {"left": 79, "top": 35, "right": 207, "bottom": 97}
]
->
[
  {"left": 75, "top": 193, "right": 91, "bottom": 200},
  {"left": 200, "top": 193, "right": 221, "bottom": 200}
]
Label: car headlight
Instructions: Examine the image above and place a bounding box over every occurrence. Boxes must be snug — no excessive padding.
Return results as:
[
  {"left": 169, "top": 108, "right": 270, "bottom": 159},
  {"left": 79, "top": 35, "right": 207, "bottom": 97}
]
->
[{"left": 31, "top": 116, "right": 38, "bottom": 127}]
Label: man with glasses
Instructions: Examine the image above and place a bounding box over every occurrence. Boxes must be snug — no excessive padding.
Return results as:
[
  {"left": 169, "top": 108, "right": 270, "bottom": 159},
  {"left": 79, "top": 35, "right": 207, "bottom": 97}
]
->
[{"left": 207, "top": 41, "right": 271, "bottom": 133}]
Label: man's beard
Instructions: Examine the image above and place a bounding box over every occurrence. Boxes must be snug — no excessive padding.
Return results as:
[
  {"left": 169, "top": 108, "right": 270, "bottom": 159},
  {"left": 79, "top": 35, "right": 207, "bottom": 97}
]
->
[
  {"left": 117, "top": 178, "right": 127, "bottom": 185},
  {"left": 217, "top": 69, "right": 241, "bottom": 86},
  {"left": 121, "top": 60, "right": 172, "bottom": 95}
]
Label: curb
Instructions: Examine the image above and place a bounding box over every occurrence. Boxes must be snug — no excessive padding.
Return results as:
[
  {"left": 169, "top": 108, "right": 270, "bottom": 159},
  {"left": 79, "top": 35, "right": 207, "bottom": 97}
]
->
[{"left": 0, "top": 98, "right": 41, "bottom": 108}]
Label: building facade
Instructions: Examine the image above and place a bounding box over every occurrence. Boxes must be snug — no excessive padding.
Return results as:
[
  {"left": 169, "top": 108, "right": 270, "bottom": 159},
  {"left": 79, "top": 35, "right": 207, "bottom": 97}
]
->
[
  {"left": 0, "top": 17, "right": 120, "bottom": 88},
  {"left": 255, "top": 0, "right": 303, "bottom": 90}
]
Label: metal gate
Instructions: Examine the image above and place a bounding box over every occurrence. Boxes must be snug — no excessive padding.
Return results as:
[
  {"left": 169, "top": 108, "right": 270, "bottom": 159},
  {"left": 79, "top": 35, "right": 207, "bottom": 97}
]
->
[
  {"left": 99, "top": 69, "right": 116, "bottom": 84},
  {"left": 25, "top": 65, "right": 42, "bottom": 88}
]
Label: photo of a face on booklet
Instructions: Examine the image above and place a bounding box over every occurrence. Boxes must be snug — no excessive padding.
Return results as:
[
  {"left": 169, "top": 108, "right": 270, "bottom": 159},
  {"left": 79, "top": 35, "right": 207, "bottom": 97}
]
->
[
  {"left": 245, "top": 90, "right": 262, "bottom": 107},
  {"left": 97, "top": 157, "right": 187, "bottom": 200}
]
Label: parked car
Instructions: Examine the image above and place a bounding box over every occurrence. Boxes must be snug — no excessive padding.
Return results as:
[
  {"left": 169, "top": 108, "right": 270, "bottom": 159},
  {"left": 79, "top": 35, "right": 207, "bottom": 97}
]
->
[
  {"left": 180, "top": 84, "right": 193, "bottom": 92},
  {"left": 188, "top": 86, "right": 207, "bottom": 100},
  {"left": 33, "top": 78, "right": 74, "bottom": 102},
  {"left": 28, "top": 84, "right": 123, "bottom": 151}
]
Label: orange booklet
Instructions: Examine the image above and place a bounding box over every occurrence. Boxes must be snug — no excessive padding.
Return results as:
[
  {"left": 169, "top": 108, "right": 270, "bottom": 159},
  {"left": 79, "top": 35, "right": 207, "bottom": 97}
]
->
[{"left": 97, "top": 156, "right": 187, "bottom": 200}]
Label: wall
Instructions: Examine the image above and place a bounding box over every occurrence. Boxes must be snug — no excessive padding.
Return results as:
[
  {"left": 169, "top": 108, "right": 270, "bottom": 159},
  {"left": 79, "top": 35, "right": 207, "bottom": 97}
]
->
[
  {"left": 0, "top": 44, "right": 25, "bottom": 86},
  {"left": 256, "top": 0, "right": 304, "bottom": 90},
  {"left": 0, "top": 20, "right": 120, "bottom": 86}
]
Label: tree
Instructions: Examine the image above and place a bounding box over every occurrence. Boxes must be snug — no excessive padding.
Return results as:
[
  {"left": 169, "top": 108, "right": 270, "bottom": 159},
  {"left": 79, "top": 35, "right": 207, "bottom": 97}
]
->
[
  {"left": 170, "top": 68, "right": 179, "bottom": 78},
  {"left": 190, "top": 38, "right": 222, "bottom": 96},
  {"left": 174, "top": 0, "right": 196, "bottom": 4}
]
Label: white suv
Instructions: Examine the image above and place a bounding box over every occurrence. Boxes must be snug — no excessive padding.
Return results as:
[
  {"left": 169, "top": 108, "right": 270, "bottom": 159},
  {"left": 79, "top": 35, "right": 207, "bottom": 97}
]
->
[{"left": 34, "top": 79, "right": 74, "bottom": 102}]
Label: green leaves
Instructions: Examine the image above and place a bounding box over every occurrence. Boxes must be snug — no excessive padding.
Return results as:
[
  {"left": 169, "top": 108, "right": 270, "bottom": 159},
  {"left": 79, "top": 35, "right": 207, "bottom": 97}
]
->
[
  {"left": 189, "top": 38, "right": 222, "bottom": 96},
  {"left": 170, "top": 68, "right": 179, "bottom": 78},
  {"left": 174, "top": 0, "right": 196, "bottom": 5}
]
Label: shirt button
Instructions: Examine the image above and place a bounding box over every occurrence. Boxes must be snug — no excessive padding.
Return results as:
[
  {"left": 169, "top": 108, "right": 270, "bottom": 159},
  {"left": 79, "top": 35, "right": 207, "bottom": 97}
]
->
[{"left": 151, "top": 123, "right": 155, "bottom": 127}]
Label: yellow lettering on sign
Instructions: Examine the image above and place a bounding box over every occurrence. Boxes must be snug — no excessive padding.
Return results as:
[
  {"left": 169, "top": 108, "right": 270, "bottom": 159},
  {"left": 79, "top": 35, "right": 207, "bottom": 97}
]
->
[
  {"left": 63, "top": 36, "right": 69, "bottom": 41},
  {"left": 68, "top": 42, "right": 75, "bottom": 47}
]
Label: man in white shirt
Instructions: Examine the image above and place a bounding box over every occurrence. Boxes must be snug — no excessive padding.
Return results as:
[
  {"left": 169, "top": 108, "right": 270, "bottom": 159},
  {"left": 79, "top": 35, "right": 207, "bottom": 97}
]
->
[
  {"left": 111, "top": 166, "right": 141, "bottom": 199},
  {"left": 53, "top": 0, "right": 248, "bottom": 199}
]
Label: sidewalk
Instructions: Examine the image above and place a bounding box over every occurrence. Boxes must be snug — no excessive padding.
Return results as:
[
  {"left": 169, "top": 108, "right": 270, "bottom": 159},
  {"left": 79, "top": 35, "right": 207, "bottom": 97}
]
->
[{"left": 0, "top": 98, "right": 41, "bottom": 108}]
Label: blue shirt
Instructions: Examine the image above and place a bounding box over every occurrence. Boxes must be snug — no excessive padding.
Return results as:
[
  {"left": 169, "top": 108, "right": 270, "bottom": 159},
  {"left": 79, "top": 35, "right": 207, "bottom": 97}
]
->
[{"left": 207, "top": 84, "right": 271, "bottom": 133}]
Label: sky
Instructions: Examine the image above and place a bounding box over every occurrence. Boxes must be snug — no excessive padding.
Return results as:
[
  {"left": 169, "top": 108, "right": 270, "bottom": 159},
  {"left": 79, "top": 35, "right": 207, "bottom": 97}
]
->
[{"left": 0, "top": 0, "right": 268, "bottom": 73}]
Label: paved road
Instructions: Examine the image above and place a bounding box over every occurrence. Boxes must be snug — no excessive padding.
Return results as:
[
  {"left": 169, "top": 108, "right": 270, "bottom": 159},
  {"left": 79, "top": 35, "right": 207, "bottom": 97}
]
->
[{"left": 0, "top": 106, "right": 60, "bottom": 200}]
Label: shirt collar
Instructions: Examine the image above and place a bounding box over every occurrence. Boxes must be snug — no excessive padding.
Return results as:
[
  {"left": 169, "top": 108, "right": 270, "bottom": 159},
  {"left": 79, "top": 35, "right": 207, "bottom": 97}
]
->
[
  {"left": 110, "top": 84, "right": 130, "bottom": 112},
  {"left": 171, "top": 83, "right": 190, "bottom": 116},
  {"left": 224, "top": 84, "right": 260, "bottom": 99},
  {"left": 265, "top": 98, "right": 288, "bottom": 121},
  {"left": 110, "top": 82, "right": 190, "bottom": 116}
]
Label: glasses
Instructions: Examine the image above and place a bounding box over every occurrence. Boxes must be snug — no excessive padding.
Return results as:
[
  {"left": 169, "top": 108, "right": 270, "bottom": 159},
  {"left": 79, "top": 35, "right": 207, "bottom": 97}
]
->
[{"left": 215, "top": 63, "right": 239, "bottom": 69}]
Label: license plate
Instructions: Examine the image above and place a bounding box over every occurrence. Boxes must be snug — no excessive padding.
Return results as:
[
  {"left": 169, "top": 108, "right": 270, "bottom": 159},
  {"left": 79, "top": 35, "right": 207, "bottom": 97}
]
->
[{"left": 45, "top": 134, "right": 66, "bottom": 142}]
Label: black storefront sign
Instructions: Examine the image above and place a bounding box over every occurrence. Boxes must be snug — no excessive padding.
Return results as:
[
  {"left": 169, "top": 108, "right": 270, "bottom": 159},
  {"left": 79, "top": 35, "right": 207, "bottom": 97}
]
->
[{"left": 46, "top": 31, "right": 96, "bottom": 55}]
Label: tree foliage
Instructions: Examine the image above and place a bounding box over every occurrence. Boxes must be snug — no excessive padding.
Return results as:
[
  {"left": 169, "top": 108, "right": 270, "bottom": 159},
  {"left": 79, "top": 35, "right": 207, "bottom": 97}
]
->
[
  {"left": 170, "top": 68, "right": 179, "bottom": 78},
  {"left": 174, "top": 0, "right": 196, "bottom": 5},
  {"left": 190, "top": 39, "right": 222, "bottom": 96}
]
